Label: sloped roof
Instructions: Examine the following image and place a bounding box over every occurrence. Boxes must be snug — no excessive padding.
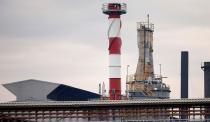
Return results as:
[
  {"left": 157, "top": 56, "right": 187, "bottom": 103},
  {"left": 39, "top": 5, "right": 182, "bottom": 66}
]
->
[
  {"left": 3, "top": 79, "right": 60, "bottom": 101},
  {"left": 47, "top": 84, "right": 100, "bottom": 101},
  {"left": 3, "top": 79, "right": 100, "bottom": 101}
]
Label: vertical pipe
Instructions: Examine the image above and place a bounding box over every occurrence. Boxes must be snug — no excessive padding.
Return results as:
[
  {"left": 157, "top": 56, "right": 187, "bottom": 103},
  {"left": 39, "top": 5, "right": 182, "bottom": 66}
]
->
[
  {"left": 126, "top": 65, "right": 129, "bottom": 99},
  {"left": 181, "top": 51, "right": 188, "bottom": 98},
  {"left": 143, "top": 26, "right": 146, "bottom": 80},
  {"left": 202, "top": 62, "right": 210, "bottom": 98},
  {"left": 99, "top": 83, "right": 101, "bottom": 95},
  {"left": 180, "top": 51, "right": 189, "bottom": 120},
  {"left": 201, "top": 62, "right": 210, "bottom": 120}
]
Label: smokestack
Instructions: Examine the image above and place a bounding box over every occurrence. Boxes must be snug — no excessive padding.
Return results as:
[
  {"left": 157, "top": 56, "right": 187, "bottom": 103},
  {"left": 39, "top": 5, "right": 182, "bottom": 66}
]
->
[
  {"left": 102, "top": 3, "right": 127, "bottom": 100},
  {"left": 181, "top": 51, "right": 188, "bottom": 98},
  {"left": 201, "top": 62, "right": 210, "bottom": 98},
  {"left": 201, "top": 62, "right": 210, "bottom": 120},
  {"left": 180, "top": 51, "right": 189, "bottom": 119}
]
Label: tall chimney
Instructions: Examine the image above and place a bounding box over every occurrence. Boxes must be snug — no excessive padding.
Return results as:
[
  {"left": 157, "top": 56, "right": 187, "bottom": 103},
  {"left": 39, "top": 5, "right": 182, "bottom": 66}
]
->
[
  {"left": 180, "top": 51, "right": 189, "bottom": 119},
  {"left": 201, "top": 62, "right": 210, "bottom": 98},
  {"left": 102, "top": 3, "right": 127, "bottom": 100},
  {"left": 181, "top": 51, "right": 188, "bottom": 98},
  {"left": 201, "top": 62, "right": 210, "bottom": 119}
]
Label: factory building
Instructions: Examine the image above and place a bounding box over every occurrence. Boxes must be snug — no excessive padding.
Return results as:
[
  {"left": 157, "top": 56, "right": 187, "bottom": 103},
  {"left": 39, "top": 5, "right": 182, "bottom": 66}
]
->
[{"left": 3, "top": 79, "right": 100, "bottom": 101}]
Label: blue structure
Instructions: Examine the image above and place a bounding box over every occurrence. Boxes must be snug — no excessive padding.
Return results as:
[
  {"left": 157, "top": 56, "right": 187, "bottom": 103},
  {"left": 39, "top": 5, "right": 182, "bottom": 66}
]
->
[{"left": 47, "top": 84, "right": 100, "bottom": 101}]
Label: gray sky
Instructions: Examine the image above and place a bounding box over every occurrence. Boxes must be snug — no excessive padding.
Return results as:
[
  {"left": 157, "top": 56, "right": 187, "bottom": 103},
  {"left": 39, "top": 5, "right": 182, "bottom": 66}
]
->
[{"left": 0, "top": 0, "right": 210, "bottom": 102}]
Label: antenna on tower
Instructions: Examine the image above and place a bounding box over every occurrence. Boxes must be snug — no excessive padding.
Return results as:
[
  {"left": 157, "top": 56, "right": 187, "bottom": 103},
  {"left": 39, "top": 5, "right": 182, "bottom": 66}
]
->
[
  {"left": 147, "top": 14, "right": 150, "bottom": 28},
  {"left": 159, "top": 64, "right": 162, "bottom": 77}
]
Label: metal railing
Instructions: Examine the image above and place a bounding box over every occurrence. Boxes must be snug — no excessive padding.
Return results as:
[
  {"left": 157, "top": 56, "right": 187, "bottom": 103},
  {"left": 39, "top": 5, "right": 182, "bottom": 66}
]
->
[
  {"left": 137, "top": 22, "right": 154, "bottom": 31},
  {"left": 102, "top": 3, "right": 127, "bottom": 13},
  {"left": 124, "top": 119, "right": 210, "bottom": 122}
]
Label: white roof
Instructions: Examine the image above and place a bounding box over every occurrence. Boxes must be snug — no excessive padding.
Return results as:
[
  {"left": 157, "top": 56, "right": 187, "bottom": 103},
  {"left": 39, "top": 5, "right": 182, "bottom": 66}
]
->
[{"left": 3, "top": 79, "right": 60, "bottom": 101}]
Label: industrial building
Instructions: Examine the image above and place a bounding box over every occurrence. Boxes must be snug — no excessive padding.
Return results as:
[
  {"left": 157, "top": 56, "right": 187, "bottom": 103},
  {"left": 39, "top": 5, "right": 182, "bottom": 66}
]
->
[
  {"left": 1, "top": 99, "right": 210, "bottom": 121},
  {"left": 3, "top": 79, "right": 100, "bottom": 101},
  {"left": 126, "top": 16, "right": 170, "bottom": 99},
  {"left": 1, "top": 2, "right": 210, "bottom": 122}
]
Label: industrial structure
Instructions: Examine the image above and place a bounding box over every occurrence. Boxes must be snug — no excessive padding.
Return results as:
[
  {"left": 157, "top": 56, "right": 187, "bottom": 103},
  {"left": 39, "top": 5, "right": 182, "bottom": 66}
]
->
[
  {"left": 135, "top": 15, "right": 154, "bottom": 81},
  {"left": 1, "top": 2, "right": 210, "bottom": 122},
  {"left": 181, "top": 51, "right": 189, "bottom": 98},
  {"left": 1, "top": 99, "right": 210, "bottom": 121},
  {"left": 126, "top": 15, "right": 171, "bottom": 99},
  {"left": 102, "top": 3, "right": 126, "bottom": 100},
  {"left": 3, "top": 79, "right": 100, "bottom": 101},
  {"left": 180, "top": 51, "right": 189, "bottom": 119},
  {"left": 201, "top": 62, "right": 210, "bottom": 119},
  {"left": 201, "top": 62, "right": 210, "bottom": 98}
]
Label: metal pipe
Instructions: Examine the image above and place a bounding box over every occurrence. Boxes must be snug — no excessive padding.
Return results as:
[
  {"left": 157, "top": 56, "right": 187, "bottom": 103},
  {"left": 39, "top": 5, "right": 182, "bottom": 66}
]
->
[
  {"left": 201, "top": 62, "right": 210, "bottom": 98},
  {"left": 181, "top": 51, "right": 188, "bottom": 98}
]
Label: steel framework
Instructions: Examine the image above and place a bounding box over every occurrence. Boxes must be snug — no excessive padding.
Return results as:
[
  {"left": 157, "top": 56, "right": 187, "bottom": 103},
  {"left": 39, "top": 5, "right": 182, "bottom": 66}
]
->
[{"left": 0, "top": 99, "right": 210, "bottom": 121}]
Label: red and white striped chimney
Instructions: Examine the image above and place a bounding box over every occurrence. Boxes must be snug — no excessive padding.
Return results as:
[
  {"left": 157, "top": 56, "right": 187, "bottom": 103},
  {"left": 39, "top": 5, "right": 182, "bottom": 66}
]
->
[{"left": 102, "top": 3, "right": 127, "bottom": 100}]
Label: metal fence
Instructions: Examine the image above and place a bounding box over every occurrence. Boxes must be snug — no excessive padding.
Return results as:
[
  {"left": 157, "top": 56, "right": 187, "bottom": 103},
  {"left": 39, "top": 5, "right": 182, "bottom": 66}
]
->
[{"left": 1, "top": 99, "right": 210, "bottom": 121}]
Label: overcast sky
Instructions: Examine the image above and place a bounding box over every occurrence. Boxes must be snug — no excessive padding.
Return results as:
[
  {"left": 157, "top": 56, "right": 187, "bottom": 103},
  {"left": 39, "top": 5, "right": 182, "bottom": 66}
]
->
[{"left": 0, "top": 0, "right": 210, "bottom": 102}]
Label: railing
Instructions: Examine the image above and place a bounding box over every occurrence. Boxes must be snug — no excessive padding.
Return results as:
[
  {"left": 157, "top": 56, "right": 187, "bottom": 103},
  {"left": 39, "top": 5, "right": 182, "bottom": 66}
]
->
[
  {"left": 1, "top": 100, "right": 210, "bottom": 121},
  {"left": 102, "top": 3, "right": 127, "bottom": 13},
  {"left": 137, "top": 22, "right": 154, "bottom": 31},
  {"left": 124, "top": 119, "right": 210, "bottom": 122}
]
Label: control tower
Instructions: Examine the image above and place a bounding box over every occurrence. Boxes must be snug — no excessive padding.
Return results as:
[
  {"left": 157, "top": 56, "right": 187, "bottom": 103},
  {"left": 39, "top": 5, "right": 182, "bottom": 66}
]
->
[{"left": 102, "top": 3, "right": 126, "bottom": 100}]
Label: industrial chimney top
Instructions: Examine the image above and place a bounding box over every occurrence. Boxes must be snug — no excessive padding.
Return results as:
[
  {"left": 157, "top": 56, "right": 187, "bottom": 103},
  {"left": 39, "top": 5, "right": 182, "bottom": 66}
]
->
[
  {"left": 137, "top": 15, "right": 154, "bottom": 32},
  {"left": 102, "top": 3, "right": 127, "bottom": 15}
]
